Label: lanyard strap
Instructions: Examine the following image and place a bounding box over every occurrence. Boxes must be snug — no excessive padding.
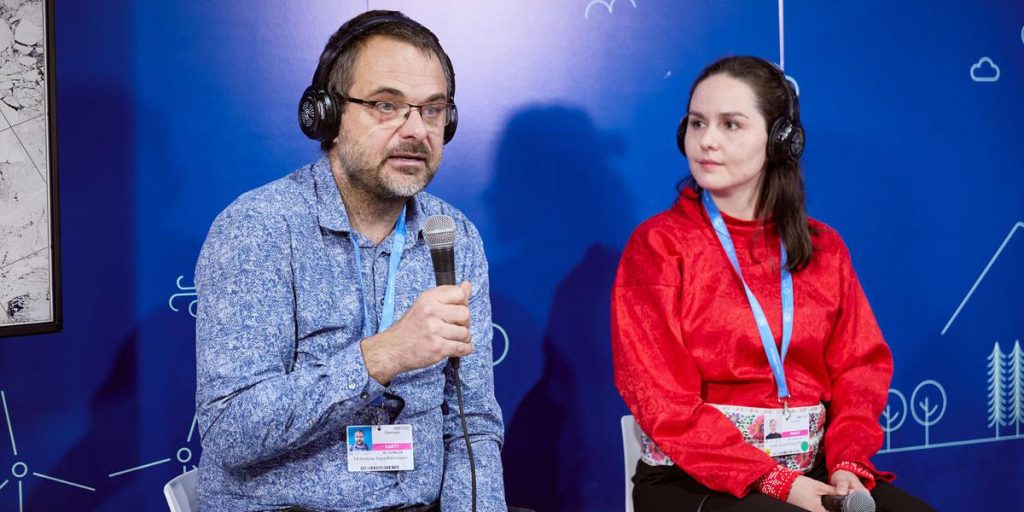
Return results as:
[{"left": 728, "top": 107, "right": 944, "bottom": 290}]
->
[
  {"left": 701, "top": 191, "right": 794, "bottom": 403},
  {"left": 350, "top": 205, "right": 407, "bottom": 339}
]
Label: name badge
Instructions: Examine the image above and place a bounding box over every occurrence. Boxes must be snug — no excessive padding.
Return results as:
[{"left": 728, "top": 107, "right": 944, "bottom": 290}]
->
[
  {"left": 346, "top": 424, "right": 415, "bottom": 472},
  {"left": 763, "top": 410, "right": 811, "bottom": 457}
]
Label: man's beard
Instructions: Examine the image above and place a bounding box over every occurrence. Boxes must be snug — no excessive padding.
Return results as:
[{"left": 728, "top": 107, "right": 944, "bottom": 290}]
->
[{"left": 338, "top": 140, "right": 438, "bottom": 200}]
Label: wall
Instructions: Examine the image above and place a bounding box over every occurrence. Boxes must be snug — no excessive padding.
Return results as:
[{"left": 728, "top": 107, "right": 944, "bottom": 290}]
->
[{"left": 1, "top": 1, "right": 1022, "bottom": 509}]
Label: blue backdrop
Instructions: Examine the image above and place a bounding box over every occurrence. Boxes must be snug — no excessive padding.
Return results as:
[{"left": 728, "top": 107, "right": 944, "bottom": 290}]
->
[{"left": 1, "top": 0, "right": 1023, "bottom": 509}]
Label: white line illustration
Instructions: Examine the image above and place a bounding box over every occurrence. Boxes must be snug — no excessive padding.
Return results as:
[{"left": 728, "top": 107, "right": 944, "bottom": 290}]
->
[
  {"left": 168, "top": 275, "right": 198, "bottom": 318},
  {"left": 878, "top": 433, "right": 1024, "bottom": 454},
  {"left": 969, "top": 56, "right": 1000, "bottom": 83},
  {"left": 2, "top": 391, "right": 16, "bottom": 457},
  {"left": 0, "top": 390, "right": 96, "bottom": 512},
  {"left": 108, "top": 412, "right": 199, "bottom": 478},
  {"left": 942, "top": 222, "right": 1024, "bottom": 335},
  {"left": 881, "top": 388, "right": 908, "bottom": 451},
  {"left": 775, "top": 1, "right": 799, "bottom": 97},
  {"left": 492, "top": 323, "right": 510, "bottom": 366},
  {"left": 1009, "top": 341, "right": 1024, "bottom": 436},
  {"left": 987, "top": 343, "right": 1008, "bottom": 437},
  {"left": 910, "top": 380, "right": 946, "bottom": 446},
  {"left": 879, "top": 342, "right": 1024, "bottom": 454},
  {"left": 584, "top": 0, "right": 637, "bottom": 20},
  {"left": 778, "top": 0, "right": 785, "bottom": 70},
  {"left": 31, "top": 472, "right": 95, "bottom": 492},
  {"left": 107, "top": 458, "right": 172, "bottom": 478}
]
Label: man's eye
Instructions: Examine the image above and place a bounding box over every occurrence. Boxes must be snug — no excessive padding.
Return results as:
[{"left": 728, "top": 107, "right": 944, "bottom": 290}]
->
[
  {"left": 375, "top": 102, "right": 398, "bottom": 114},
  {"left": 422, "top": 104, "right": 445, "bottom": 118}
]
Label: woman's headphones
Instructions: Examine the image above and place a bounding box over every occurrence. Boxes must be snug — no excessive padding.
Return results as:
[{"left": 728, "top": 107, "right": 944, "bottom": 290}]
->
[
  {"left": 297, "top": 12, "right": 458, "bottom": 145},
  {"left": 677, "top": 62, "right": 804, "bottom": 163}
]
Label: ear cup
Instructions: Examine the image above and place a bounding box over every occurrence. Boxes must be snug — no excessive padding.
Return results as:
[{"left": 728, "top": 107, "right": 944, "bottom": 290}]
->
[
  {"left": 787, "top": 124, "right": 805, "bottom": 161},
  {"left": 443, "top": 104, "right": 458, "bottom": 144},
  {"left": 677, "top": 116, "right": 688, "bottom": 156},
  {"left": 298, "top": 86, "right": 340, "bottom": 141},
  {"left": 767, "top": 116, "right": 804, "bottom": 163}
]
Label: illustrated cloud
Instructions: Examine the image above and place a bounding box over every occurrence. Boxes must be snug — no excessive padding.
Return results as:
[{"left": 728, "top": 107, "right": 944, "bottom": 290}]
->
[{"left": 970, "top": 57, "right": 1000, "bottom": 82}]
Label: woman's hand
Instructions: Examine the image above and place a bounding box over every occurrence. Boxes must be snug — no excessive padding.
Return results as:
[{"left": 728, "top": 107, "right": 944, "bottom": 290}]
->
[
  {"left": 830, "top": 469, "right": 868, "bottom": 495},
  {"left": 786, "top": 475, "right": 835, "bottom": 512}
]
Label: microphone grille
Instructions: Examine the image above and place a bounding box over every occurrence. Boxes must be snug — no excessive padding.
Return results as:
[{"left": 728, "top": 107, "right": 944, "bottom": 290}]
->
[
  {"left": 845, "top": 491, "right": 876, "bottom": 512},
  {"left": 423, "top": 215, "right": 457, "bottom": 249}
]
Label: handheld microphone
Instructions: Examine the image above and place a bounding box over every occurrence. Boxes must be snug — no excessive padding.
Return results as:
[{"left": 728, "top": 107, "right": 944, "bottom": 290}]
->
[
  {"left": 423, "top": 214, "right": 457, "bottom": 286},
  {"left": 821, "top": 491, "right": 875, "bottom": 512},
  {"left": 422, "top": 214, "right": 476, "bottom": 512}
]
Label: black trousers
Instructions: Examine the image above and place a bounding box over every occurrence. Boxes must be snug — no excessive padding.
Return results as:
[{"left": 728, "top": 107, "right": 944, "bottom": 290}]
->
[{"left": 632, "top": 461, "right": 936, "bottom": 512}]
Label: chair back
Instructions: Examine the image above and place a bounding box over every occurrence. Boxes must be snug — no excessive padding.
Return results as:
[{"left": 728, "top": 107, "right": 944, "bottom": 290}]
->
[
  {"left": 621, "top": 415, "right": 643, "bottom": 512},
  {"left": 164, "top": 468, "right": 199, "bottom": 512}
]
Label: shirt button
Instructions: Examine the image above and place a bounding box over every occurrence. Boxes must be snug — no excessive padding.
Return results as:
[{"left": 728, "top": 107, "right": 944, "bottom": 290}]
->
[
  {"left": 348, "top": 382, "right": 356, "bottom": 390},
  {"left": 360, "top": 392, "right": 369, "bottom": 400}
]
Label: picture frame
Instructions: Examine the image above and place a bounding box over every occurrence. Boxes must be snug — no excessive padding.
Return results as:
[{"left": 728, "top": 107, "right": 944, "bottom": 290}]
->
[{"left": 0, "top": 0, "right": 61, "bottom": 337}]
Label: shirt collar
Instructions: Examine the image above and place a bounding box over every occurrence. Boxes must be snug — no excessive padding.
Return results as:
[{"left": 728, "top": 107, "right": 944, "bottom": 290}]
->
[
  {"left": 313, "top": 155, "right": 351, "bottom": 233},
  {"left": 313, "top": 154, "right": 428, "bottom": 247}
]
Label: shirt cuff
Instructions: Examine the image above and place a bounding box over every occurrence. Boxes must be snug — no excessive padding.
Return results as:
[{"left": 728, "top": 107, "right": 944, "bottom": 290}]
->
[
  {"left": 756, "top": 465, "right": 802, "bottom": 501},
  {"left": 832, "top": 461, "right": 877, "bottom": 490},
  {"left": 326, "top": 340, "right": 387, "bottom": 406}
]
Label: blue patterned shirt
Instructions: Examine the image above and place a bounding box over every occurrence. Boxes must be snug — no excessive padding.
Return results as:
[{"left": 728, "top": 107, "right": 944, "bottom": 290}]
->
[{"left": 195, "top": 156, "right": 506, "bottom": 511}]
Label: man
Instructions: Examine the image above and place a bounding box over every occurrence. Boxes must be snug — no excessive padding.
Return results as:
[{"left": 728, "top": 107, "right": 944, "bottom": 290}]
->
[
  {"left": 350, "top": 429, "right": 371, "bottom": 451},
  {"left": 195, "top": 10, "right": 506, "bottom": 511},
  {"left": 766, "top": 419, "right": 782, "bottom": 440}
]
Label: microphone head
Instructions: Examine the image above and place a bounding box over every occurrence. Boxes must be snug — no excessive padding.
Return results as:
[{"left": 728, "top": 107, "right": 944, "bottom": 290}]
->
[
  {"left": 844, "top": 491, "right": 876, "bottom": 512},
  {"left": 423, "top": 215, "right": 457, "bottom": 250}
]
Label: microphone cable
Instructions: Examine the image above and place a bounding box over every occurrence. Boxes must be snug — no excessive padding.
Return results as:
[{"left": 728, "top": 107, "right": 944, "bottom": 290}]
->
[{"left": 451, "top": 359, "right": 477, "bottom": 512}]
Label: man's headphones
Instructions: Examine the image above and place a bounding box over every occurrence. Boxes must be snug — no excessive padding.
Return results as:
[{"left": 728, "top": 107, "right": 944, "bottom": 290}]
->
[
  {"left": 297, "top": 12, "right": 458, "bottom": 145},
  {"left": 677, "top": 62, "right": 804, "bottom": 163}
]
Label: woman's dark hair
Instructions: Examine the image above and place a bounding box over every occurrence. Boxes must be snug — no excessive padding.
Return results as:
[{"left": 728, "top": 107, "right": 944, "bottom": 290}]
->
[{"left": 680, "top": 55, "right": 814, "bottom": 271}]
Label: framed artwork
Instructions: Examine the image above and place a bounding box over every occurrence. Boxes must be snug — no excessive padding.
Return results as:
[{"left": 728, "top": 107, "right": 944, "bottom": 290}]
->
[{"left": 0, "top": 0, "right": 60, "bottom": 337}]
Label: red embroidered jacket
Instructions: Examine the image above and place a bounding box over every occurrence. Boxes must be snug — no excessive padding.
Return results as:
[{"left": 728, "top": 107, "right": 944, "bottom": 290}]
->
[{"left": 612, "top": 189, "right": 895, "bottom": 498}]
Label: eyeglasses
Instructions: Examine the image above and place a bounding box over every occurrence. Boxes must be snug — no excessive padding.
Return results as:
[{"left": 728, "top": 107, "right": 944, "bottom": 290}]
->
[{"left": 341, "top": 94, "right": 455, "bottom": 129}]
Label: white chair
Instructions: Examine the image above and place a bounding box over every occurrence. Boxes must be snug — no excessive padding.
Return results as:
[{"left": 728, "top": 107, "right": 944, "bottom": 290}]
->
[
  {"left": 621, "top": 415, "right": 643, "bottom": 512},
  {"left": 164, "top": 468, "right": 199, "bottom": 512}
]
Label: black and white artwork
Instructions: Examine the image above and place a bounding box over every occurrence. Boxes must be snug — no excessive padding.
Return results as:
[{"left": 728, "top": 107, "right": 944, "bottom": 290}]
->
[{"left": 0, "top": 0, "right": 60, "bottom": 337}]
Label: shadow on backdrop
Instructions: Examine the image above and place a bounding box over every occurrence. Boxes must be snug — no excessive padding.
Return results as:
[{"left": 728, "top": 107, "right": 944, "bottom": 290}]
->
[
  {"left": 486, "top": 105, "right": 636, "bottom": 510},
  {"left": 15, "top": 81, "right": 141, "bottom": 508}
]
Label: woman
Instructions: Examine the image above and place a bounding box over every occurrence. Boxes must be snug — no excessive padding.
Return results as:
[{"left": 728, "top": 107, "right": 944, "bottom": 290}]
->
[{"left": 611, "top": 56, "right": 933, "bottom": 511}]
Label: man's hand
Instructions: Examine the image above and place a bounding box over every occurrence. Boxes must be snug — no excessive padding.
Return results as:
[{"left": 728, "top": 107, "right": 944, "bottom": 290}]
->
[
  {"left": 786, "top": 475, "right": 835, "bottom": 512},
  {"left": 830, "top": 469, "right": 868, "bottom": 496},
  {"left": 361, "top": 282, "right": 474, "bottom": 384}
]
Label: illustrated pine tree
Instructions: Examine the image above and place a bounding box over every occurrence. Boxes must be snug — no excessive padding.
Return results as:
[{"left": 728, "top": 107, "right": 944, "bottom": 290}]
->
[
  {"left": 1008, "top": 340, "right": 1024, "bottom": 437},
  {"left": 987, "top": 342, "right": 1009, "bottom": 438}
]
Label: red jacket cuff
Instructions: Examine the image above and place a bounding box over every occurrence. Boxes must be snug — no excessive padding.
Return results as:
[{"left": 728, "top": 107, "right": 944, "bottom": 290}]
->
[
  {"left": 756, "top": 465, "right": 802, "bottom": 501},
  {"left": 832, "top": 460, "right": 887, "bottom": 490},
  {"left": 831, "top": 460, "right": 888, "bottom": 491}
]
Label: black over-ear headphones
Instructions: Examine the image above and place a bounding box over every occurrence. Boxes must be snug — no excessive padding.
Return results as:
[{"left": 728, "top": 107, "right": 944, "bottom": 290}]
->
[
  {"left": 677, "top": 62, "right": 804, "bottom": 163},
  {"left": 297, "top": 12, "right": 458, "bottom": 144}
]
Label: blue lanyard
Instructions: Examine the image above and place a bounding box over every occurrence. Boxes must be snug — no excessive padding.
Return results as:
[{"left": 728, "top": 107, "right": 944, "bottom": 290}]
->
[
  {"left": 350, "top": 205, "right": 407, "bottom": 339},
  {"left": 701, "top": 191, "right": 794, "bottom": 403}
]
